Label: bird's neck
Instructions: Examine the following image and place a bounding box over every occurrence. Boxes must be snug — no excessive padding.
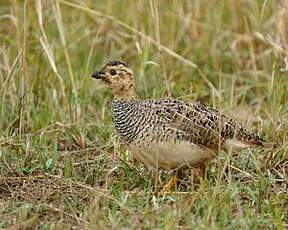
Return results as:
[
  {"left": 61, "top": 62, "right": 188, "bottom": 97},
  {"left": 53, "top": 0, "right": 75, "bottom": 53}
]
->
[{"left": 113, "top": 84, "right": 137, "bottom": 100}]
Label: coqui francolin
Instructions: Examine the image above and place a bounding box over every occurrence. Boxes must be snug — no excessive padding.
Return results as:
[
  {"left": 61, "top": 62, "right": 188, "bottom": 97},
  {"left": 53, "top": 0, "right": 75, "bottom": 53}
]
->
[{"left": 92, "top": 60, "right": 264, "bottom": 188}]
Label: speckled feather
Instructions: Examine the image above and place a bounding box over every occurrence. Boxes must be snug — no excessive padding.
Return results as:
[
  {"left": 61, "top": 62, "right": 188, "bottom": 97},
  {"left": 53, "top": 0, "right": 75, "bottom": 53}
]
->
[{"left": 112, "top": 98, "right": 263, "bottom": 149}]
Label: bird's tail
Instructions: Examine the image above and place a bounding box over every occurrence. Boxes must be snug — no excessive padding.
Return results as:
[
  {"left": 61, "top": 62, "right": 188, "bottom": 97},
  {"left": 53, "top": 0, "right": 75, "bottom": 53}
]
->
[{"left": 237, "top": 127, "right": 264, "bottom": 146}]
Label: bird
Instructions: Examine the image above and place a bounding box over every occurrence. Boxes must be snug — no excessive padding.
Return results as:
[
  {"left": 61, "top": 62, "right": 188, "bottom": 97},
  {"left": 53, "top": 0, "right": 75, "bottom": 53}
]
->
[{"left": 91, "top": 60, "right": 264, "bottom": 189}]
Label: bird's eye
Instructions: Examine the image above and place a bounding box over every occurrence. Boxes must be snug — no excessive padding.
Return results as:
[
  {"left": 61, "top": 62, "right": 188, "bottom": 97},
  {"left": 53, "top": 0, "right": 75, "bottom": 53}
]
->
[{"left": 110, "top": 70, "right": 117, "bottom": 76}]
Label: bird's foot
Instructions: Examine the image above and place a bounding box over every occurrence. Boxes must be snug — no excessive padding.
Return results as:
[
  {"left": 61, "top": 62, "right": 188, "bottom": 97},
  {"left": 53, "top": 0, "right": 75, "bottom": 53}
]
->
[{"left": 157, "top": 175, "right": 177, "bottom": 195}]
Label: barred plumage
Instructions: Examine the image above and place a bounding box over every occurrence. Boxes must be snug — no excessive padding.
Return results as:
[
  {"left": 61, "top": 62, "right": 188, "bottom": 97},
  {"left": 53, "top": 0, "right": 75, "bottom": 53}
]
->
[{"left": 92, "top": 61, "right": 264, "bottom": 170}]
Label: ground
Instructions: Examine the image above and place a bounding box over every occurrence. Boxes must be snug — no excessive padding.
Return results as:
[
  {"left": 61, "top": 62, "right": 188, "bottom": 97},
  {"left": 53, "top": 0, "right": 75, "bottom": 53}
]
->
[{"left": 0, "top": 0, "right": 287, "bottom": 229}]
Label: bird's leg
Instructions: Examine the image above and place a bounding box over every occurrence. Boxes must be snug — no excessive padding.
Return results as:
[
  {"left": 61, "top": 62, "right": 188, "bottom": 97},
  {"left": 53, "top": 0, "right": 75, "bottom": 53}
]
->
[
  {"left": 157, "top": 172, "right": 177, "bottom": 195},
  {"left": 196, "top": 164, "right": 206, "bottom": 177},
  {"left": 190, "top": 164, "right": 206, "bottom": 190},
  {"left": 152, "top": 168, "right": 160, "bottom": 189}
]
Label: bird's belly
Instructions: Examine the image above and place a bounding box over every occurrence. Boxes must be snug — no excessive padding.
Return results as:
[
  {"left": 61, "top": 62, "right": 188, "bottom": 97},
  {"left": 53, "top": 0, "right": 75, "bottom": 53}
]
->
[{"left": 129, "top": 141, "right": 216, "bottom": 170}]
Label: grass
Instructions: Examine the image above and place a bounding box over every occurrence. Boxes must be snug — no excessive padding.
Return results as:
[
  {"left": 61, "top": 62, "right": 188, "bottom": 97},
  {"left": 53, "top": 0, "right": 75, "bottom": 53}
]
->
[{"left": 0, "top": 0, "right": 287, "bottom": 229}]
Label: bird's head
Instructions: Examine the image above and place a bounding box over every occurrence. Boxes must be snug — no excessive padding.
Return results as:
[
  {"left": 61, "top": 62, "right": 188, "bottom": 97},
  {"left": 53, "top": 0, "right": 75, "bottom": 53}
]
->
[{"left": 92, "top": 60, "right": 136, "bottom": 99}]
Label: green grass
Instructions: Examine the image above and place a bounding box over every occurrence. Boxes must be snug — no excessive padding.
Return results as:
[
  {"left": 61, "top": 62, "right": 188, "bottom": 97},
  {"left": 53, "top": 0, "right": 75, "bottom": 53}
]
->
[{"left": 0, "top": 0, "right": 287, "bottom": 229}]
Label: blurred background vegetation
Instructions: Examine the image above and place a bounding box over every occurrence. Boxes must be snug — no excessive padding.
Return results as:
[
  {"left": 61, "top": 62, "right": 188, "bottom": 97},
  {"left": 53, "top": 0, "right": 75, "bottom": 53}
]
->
[{"left": 0, "top": 0, "right": 287, "bottom": 229}]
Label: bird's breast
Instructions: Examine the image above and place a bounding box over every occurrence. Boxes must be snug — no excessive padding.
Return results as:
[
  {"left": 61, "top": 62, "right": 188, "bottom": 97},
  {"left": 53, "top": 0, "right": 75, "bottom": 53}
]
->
[{"left": 129, "top": 140, "right": 216, "bottom": 170}]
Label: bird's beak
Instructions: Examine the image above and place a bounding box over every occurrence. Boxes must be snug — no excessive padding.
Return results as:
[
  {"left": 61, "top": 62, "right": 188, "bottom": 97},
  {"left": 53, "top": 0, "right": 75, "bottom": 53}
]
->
[
  {"left": 91, "top": 69, "right": 111, "bottom": 84},
  {"left": 91, "top": 69, "right": 105, "bottom": 79}
]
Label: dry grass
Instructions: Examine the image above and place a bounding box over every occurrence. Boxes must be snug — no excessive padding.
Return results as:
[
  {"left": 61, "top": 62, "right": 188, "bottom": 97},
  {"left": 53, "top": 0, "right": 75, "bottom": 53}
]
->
[{"left": 0, "top": 0, "right": 287, "bottom": 229}]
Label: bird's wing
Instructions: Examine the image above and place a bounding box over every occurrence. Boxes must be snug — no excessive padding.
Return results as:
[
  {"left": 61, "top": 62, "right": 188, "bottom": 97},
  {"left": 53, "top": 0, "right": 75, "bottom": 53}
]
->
[{"left": 146, "top": 98, "right": 263, "bottom": 148}]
